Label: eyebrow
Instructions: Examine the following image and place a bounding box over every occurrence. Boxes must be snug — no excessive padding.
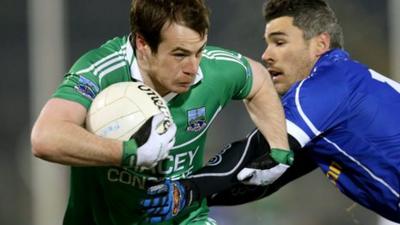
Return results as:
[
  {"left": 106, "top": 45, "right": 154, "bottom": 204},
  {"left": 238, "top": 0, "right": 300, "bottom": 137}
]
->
[
  {"left": 267, "top": 31, "right": 288, "bottom": 38},
  {"left": 171, "top": 43, "right": 207, "bottom": 55}
]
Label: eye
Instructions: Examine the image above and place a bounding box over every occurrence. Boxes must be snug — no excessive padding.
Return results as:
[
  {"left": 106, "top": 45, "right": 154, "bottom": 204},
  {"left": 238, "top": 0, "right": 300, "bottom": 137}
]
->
[
  {"left": 275, "top": 40, "right": 286, "bottom": 46},
  {"left": 173, "top": 53, "right": 187, "bottom": 60}
]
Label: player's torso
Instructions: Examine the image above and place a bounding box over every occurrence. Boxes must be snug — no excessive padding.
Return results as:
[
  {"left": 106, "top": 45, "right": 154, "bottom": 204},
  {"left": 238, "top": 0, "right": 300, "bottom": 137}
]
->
[
  {"left": 103, "top": 84, "right": 229, "bottom": 190},
  {"left": 309, "top": 78, "right": 400, "bottom": 218},
  {"left": 95, "top": 45, "right": 251, "bottom": 182},
  {"left": 284, "top": 49, "right": 400, "bottom": 218},
  {"left": 59, "top": 38, "right": 252, "bottom": 224},
  {"left": 88, "top": 91, "right": 223, "bottom": 225}
]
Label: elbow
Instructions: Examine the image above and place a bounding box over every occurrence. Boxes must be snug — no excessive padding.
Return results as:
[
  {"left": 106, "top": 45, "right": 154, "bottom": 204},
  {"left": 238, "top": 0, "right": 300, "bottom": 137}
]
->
[{"left": 31, "top": 124, "right": 54, "bottom": 160}]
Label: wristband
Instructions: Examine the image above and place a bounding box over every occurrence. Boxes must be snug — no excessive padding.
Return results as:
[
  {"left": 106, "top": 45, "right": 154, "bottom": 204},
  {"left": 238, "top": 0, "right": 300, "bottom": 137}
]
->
[
  {"left": 121, "top": 140, "right": 139, "bottom": 167},
  {"left": 270, "top": 148, "right": 294, "bottom": 165}
]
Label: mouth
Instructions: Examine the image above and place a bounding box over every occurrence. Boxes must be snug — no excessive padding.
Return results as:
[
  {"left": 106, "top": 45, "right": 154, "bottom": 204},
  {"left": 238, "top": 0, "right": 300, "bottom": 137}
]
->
[
  {"left": 177, "top": 82, "right": 192, "bottom": 88},
  {"left": 268, "top": 69, "right": 284, "bottom": 80}
]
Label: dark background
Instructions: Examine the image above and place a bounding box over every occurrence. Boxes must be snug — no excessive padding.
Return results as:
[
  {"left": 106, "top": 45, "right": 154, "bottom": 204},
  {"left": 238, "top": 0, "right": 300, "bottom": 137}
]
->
[{"left": 1, "top": 0, "right": 391, "bottom": 224}]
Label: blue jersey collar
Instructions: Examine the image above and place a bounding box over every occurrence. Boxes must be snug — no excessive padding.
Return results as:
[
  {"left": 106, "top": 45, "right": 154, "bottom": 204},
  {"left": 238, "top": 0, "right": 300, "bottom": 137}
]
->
[{"left": 309, "top": 48, "right": 350, "bottom": 77}]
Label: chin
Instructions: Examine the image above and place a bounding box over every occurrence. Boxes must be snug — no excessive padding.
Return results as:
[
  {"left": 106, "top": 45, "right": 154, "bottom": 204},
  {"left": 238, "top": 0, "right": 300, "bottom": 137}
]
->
[
  {"left": 274, "top": 85, "right": 288, "bottom": 96},
  {"left": 167, "top": 86, "right": 189, "bottom": 94},
  {"left": 176, "top": 87, "right": 191, "bottom": 93}
]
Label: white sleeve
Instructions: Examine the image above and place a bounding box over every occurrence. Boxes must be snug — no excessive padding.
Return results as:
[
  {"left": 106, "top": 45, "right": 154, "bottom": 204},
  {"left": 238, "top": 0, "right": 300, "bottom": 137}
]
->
[{"left": 286, "top": 119, "right": 311, "bottom": 148}]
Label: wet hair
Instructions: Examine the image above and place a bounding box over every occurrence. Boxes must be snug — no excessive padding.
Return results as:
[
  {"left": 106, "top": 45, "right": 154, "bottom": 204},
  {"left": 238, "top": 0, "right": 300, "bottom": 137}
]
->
[
  {"left": 263, "top": 0, "right": 344, "bottom": 49},
  {"left": 130, "top": 0, "right": 210, "bottom": 53}
]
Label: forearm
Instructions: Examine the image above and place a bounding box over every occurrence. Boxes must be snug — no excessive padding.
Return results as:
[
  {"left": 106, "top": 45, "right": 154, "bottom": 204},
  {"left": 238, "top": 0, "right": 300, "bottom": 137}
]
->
[
  {"left": 31, "top": 98, "right": 123, "bottom": 167},
  {"left": 32, "top": 118, "right": 122, "bottom": 166},
  {"left": 183, "top": 130, "right": 268, "bottom": 200},
  {"left": 245, "top": 83, "right": 288, "bottom": 149},
  {"left": 245, "top": 59, "right": 289, "bottom": 149},
  {"left": 184, "top": 133, "right": 307, "bottom": 205}
]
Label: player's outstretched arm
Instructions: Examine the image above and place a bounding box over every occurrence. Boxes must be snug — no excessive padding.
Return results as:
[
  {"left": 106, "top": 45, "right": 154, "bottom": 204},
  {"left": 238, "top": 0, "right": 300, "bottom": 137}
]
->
[
  {"left": 208, "top": 145, "right": 317, "bottom": 206},
  {"left": 245, "top": 58, "right": 289, "bottom": 151},
  {"left": 31, "top": 98, "right": 122, "bottom": 166},
  {"left": 238, "top": 58, "right": 294, "bottom": 185},
  {"left": 141, "top": 131, "right": 313, "bottom": 222},
  {"left": 31, "top": 98, "right": 176, "bottom": 168}
]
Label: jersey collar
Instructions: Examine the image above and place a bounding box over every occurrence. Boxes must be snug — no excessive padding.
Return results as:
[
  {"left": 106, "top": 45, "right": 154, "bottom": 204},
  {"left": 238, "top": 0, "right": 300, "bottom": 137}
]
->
[{"left": 126, "top": 36, "right": 203, "bottom": 101}]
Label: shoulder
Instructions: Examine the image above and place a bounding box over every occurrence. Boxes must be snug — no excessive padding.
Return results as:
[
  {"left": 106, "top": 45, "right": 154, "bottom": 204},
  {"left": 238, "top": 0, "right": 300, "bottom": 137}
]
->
[
  {"left": 53, "top": 36, "right": 131, "bottom": 107},
  {"left": 69, "top": 36, "right": 129, "bottom": 75},
  {"left": 201, "top": 46, "right": 250, "bottom": 72},
  {"left": 297, "top": 49, "right": 365, "bottom": 93},
  {"left": 313, "top": 49, "right": 368, "bottom": 82},
  {"left": 195, "top": 46, "right": 253, "bottom": 100},
  {"left": 200, "top": 46, "right": 252, "bottom": 82}
]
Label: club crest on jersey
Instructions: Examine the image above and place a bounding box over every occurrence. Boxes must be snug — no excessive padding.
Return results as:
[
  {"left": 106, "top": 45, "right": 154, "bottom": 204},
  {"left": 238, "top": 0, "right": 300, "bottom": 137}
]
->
[
  {"left": 74, "top": 76, "right": 99, "bottom": 100},
  {"left": 186, "top": 107, "right": 207, "bottom": 132}
]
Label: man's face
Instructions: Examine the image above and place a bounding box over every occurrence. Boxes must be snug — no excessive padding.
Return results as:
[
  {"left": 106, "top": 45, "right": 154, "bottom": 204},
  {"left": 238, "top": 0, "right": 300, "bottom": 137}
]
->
[
  {"left": 262, "top": 16, "right": 319, "bottom": 95},
  {"left": 145, "top": 23, "right": 207, "bottom": 95}
]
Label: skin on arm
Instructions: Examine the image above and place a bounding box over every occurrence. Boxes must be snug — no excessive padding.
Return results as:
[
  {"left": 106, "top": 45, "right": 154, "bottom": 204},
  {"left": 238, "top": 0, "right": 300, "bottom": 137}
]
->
[
  {"left": 31, "top": 98, "right": 123, "bottom": 166},
  {"left": 244, "top": 58, "right": 289, "bottom": 150}
]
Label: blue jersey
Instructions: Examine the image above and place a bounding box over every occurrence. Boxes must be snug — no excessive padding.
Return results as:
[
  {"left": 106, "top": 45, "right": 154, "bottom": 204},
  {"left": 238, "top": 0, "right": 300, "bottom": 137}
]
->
[{"left": 283, "top": 49, "right": 400, "bottom": 221}]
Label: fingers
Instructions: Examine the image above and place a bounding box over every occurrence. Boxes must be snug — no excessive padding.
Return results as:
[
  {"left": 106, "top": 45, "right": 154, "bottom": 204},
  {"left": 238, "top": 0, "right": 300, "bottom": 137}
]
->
[
  {"left": 152, "top": 113, "right": 176, "bottom": 136},
  {"left": 141, "top": 196, "right": 168, "bottom": 208},
  {"left": 136, "top": 113, "right": 176, "bottom": 167},
  {"left": 237, "top": 168, "right": 256, "bottom": 183},
  {"left": 146, "top": 216, "right": 164, "bottom": 224},
  {"left": 163, "top": 122, "right": 177, "bottom": 139},
  {"left": 151, "top": 113, "right": 166, "bottom": 129},
  {"left": 237, "top": 164, "right": 290, "bottom": 185},
  {"left": 147, "top": 180, "right": 171, "bottom": 195},
  {"left": 141, "top": 181, "right": 188, "bottom": 224},
  {"left": 157, "top": 122, "right": 176, "bottom": 161},
  {"left": 141, "top": 180, "right": 174, "bottom": 223},
  {"left": 166, "top": 137, "right": 175, "bottom": 150}
]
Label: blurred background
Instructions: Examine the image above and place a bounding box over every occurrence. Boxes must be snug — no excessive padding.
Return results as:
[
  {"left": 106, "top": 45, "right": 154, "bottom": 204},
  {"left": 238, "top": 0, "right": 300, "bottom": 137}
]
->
[{"left": 1, "top": 0, "right": 399, "bottom": 224}]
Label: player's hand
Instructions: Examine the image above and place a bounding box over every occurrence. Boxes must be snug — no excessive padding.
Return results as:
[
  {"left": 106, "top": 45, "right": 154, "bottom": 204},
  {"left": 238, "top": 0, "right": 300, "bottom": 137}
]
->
[
  {"left": 237, "top": 148, "right": 293, "bottom": 186},
  {"left": 141, "top": 179, "right": 188, "bottom": 223},
  {"left": 134, "top": 113, "right": 176, "bottom": 168}
]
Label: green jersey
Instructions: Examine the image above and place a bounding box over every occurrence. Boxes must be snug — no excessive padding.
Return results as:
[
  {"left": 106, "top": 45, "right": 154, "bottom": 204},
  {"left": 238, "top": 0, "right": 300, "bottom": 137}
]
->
[{"left": 54, "top": 36, "right": 253, "bottom": 225}]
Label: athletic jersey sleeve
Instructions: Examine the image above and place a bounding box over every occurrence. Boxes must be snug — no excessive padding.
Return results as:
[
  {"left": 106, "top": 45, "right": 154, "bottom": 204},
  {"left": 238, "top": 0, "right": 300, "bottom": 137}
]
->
[
  {"left": 201, "top": 46, "right": 253, "bottom": 106},
  {"left": 283, "top": 62, "right": 350, "bottom": 147},
  {"left": 52, "top": 36, "right": 130, "bottom": 109},
  {"left": 52, "top": 68, "right": 100, "bottom": 109}
]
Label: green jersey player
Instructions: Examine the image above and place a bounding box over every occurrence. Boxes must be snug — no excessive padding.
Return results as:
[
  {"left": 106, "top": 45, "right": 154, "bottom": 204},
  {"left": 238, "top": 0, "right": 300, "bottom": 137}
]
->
[{"left": 30, "top": 0, "right": 290, "bottom": 224}]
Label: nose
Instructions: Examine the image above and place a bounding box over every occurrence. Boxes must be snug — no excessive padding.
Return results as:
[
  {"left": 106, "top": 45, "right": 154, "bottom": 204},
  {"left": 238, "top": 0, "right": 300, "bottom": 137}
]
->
[
  {"left": 261, "top": 47, "right": 274, "bottom": 67},
  {"left": 184, "top": 55, "right": 200, "bottom": 76}
]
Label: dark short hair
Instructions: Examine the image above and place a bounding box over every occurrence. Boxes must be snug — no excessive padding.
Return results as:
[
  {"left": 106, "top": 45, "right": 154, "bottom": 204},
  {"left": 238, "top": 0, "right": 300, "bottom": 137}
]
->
[
  {"left": 130, "top": 0, "right": 210, "bottom": 53},
  {"left": 263, "top": 0, "right": 344, "bottom": 49}
]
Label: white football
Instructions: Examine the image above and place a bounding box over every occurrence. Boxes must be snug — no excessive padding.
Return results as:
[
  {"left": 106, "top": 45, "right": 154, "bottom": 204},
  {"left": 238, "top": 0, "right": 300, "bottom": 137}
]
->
[{"left": 86, "top": 82, "right": 172, "bottom": 141}]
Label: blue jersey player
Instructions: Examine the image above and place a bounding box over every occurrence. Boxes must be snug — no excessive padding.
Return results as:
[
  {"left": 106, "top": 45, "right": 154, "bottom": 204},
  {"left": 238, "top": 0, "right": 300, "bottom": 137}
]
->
[{"left": 141, "top": 0, "right": 400, "bottom": 223}]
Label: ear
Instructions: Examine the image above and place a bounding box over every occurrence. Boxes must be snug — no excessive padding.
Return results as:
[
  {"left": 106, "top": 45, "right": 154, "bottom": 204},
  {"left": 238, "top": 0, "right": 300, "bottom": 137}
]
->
[
  {"left": 135, "top": 33, "right": 145, "bottom": 49},
  {"left": 135, "top": 34, "right": 154, "bottom": 61},
  {"left": 135, "top": 34, "right": 150, "bottom": 53},
  {"left": 314, "top": 32, "right": 331, "bottom": 56}
]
